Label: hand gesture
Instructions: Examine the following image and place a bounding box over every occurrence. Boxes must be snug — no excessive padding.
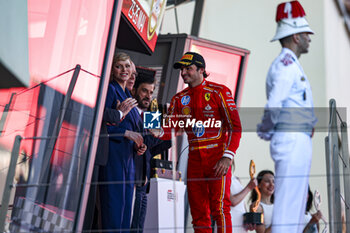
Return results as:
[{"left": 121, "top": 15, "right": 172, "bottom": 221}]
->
[
  {"left": 117, "top": 98, "right": 137, "bottom": 117},
  {"left": 244, "top": 223, "right": 257, "bottom": 231},
  {"left": 213, "top": 157, "right": 231, "bottom": 177},
  {"left": 247, "top": 178, "right": 258, "bottom": 191},
  {"left": 310, "top": 210, "right": 322, "bottom": 224},
  {"left": 257, "top": 123, "right": 274, "bottom": 141},
  {"left": 124, "top": 130, "right": 143, "bottom": 148},
  {"left": 135, "top": 143, "right": 147, "bottom": 156}
]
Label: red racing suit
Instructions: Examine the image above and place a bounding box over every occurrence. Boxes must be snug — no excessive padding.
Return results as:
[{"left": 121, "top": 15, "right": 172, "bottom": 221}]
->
[{"left": 160, "top": 80, "right": 242, "bottom": 233}]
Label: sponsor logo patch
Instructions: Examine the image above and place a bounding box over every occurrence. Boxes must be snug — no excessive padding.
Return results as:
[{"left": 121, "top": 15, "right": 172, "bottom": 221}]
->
[
  {"left": 181, "top": 54, "right": 193, "bottom": 60},
  {"left": 205, "top": 104, "right": 212, "bottom": 111},
  {"left": 181, "top": 95, "right": 191, "bottom": 105},
  {"left": 192, "top": 125, "right": 205, "bottom": 137},
  {"left": 205, "top": 93, "right": 211, "bottom": 101},
  {"left": 182, "top": 106, "right": 191, "bottom": 115}
]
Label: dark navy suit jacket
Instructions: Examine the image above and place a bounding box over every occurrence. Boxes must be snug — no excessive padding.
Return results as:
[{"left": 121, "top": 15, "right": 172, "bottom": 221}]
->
[
  {"left": 133, "top": 119, "right": 172, "bottom": 186},
  {"left": 104, "top": 81, "right": 142, "bottom": 174},
  {"left": 95, "top": 108, "right": 121, "bottom": 166}
]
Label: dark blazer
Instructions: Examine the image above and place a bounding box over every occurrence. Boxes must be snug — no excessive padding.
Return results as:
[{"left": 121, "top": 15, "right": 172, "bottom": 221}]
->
[
  {"left": 133, "top": 134, "right": 158, "bottom": 186},
  {"left": 134, "top": 133, "right": 172, "bottom": 186},
  {"left": 95, "top": 108, "right": 121, "bottom": 166}
]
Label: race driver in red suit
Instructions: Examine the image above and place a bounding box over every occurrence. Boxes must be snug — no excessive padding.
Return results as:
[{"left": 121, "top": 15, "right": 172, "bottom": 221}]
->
[{"left": 155, "top": 52, "right": 242, "bottom": 233}]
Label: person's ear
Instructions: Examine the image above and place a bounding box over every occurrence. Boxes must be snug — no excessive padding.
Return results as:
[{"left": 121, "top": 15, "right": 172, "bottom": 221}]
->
[{"left": 292, "top": 33, "right": 300, "bottom": 44}]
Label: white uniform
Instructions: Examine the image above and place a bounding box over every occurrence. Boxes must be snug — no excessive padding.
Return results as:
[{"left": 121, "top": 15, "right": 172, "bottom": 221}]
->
[
  {"left": 230, "top": 176, "right": 247, "bottom": 233},
  {"left": 257, "top": 48, "right": 317, "bottom": 233}
]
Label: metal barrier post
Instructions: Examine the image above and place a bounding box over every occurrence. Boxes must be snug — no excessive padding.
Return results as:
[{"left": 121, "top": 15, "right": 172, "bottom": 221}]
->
[
  {"left": 326, "top": 100, "right": 336, "bottom": 233},
  {"left": 325, "top": 136, "right": 333, "bottom": 232},
  {"left": 0, "top": 135, "right": 22, "bottom": 232},
  {"left": 0, "top": 93, "right": 16, "bottom": 136},
  {"left": 326, "top": 99, "right": 344, "bottom": 233},
  {"left": 341, "top": 122, "right": 350, "bottom": 233}
]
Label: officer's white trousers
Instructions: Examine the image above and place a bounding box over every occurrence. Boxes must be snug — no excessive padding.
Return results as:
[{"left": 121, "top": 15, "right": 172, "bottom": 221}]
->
[{"left": 270, "top": 132, "right": 312, "bottom": 233}]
